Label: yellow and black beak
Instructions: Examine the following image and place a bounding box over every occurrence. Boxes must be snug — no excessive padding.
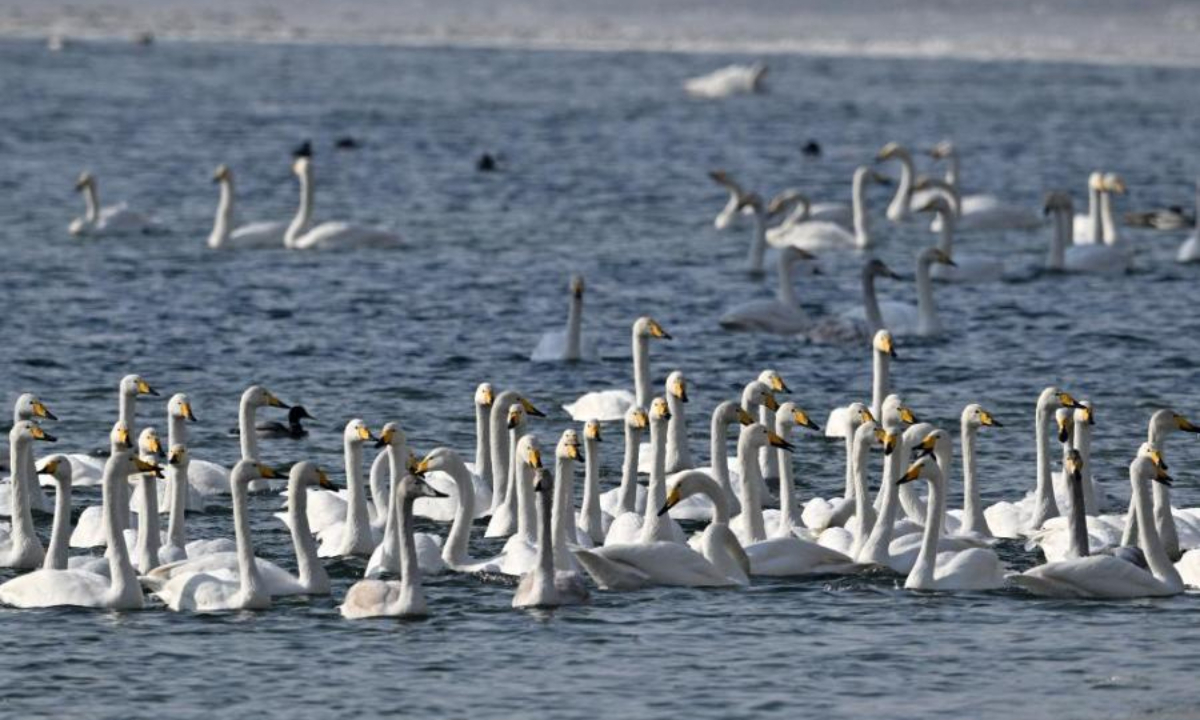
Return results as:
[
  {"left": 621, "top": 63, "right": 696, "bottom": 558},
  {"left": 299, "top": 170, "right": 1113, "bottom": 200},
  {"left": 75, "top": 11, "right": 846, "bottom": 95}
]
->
[
  {"left": 762, "top": 393, "right": 780, "bottom": 412},
  {"left": 1081, "top": 406, "right": 1095, "bottom": 426},
  {"left": 265, "top": 391, "right": 290, "bottom": 409},
  {"left": 480, "top": 386, "right": 494, "bottom": 407},
  {"left": 168, "top": 448, "right": 185, "bottom": 466},
  {"left": 526, "top": 447, "right": 543, "bottom": 469},
  {"left": 116, "top": 427, "right": 131, "bottom": 447},
  {"left": 374, "top": 426, "right": 395, "bottom": 448},
  {"left": 657, "top": 485, "right": 682, "bottom": 517},
  {"left": 672, "top": 380, "right": 689, "bottom": 403},
  {"left": 136, "top": 379, "right": 159, "bottom": 397},
  {"left": 1153, "top": 461, "right": 1174, "bottom": 487},
  {"left": 913, "top": 434, "right": 937, "bottom": 459},
  {"left": 1057, "top": 415, "right": 1071, "bottom": 444},
  {"left": 317, "top": 469, "right": 336, "bottom": 490},
  {"left": 356, "top": 424, "right": 376, "bottom": 443},
  {"left": 769, "top": 376, "right": 791, "bottom": 394},
  {"left": 767, "top": 431, "right": 795, "bottom": 451},
  {"left": 32, "top": 401, "right": 57, "bottom": 421},
  {"left": 134, "top": 457, "right": 164, "bottom": 478},
  {"left": 1176, "top": 415, "right": 1200, "bottom": 434},
  {"left": 631, "top": 410, "right": 649, "bottom": 430},
  {"left": 793, "top": 408, "right": 820, "bottom": 432},
  {"left": 857, "top": 408, "right": 876, "bottom": 425},
  {"left": 1057, "top": 392, "right": 1085, "bottom": 410},
  {"left": 148, "top": 436, "right": 164, "bottom": 458},
  {"left": 533, "top": 468, "right": 551, "bottom": 493},
  {"left": 566, "top": 442, "right": 583, "bottom": 461},
  {"left": 899, "top": 406, "right": 919, "bottom": 425},
  {"left": 875, "top": 428, "right": 897, "bottom": 456},
  {"left": 507, "top": 409, "right": 523, "bottom": 429},
  {"left": 520, "top": 398, "right": 546, "bottom": 418},
  {"left": 585, "top": 423, "right": 603, "bottom": 442},
  {"left": 30, "top": 425, "right": 57, "bottom": 443},
  {"left": 36, "top": 458, "right": 59, "bottom": 475},
  {"left": 257, "top": 463, "right": 283, "bottom": 480},
  {"left": 898, "top": 462, "right": 924, "bottom": 485},
  {"left": 736, "top": 407, "right": 755, "bottom": 426},
  {"left": 979, "top": 410, "right": 1001, "bottom": 427},
  {"left": 180, "top": 401, "right": 197, "bottom": 422},
  {"left": 648, "top": 319, "right": 672, "bottom": 340},
  {"left": 415, "top": 454, "right": 433, "bottom": 476}
]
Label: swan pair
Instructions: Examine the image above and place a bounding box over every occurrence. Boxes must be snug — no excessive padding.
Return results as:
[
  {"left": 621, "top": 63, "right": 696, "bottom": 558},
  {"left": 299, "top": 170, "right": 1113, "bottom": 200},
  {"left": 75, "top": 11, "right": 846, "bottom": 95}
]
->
[{"left": 68, "top": 172, "right": 156, "bottom": 236}]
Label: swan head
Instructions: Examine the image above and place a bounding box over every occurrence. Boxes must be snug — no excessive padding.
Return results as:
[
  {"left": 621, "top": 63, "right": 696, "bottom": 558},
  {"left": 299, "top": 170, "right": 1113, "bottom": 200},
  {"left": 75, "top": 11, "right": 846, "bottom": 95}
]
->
[
  {"left": 74, "top": 172, "right": 94, "bottom": 191},
  {"left": 881, "top": 394, "right": 918, "bottom": 428},
  {"left": 876, "top": 142, "right": 909, "bottom": 162},
  {"left": 911, "top": 428, "right": 949, "bottom": 459},
  {"left": 864, "top": 258, "right": 900, "bottom": 283},
  {"left": 11, "top": 420, "right": 56, "bottom": 445},
  {"left": 292, "top": 155, "right": 311, "bottom": 177},
  {"left": 129, "top": 455, "right": 164, "bottom": 479},
  {"left": 231, "top": 459, "right": 283, "bottom": 486},
  {"left": 1103, "top": 173, "right": 1127, "bottom": 195},
  {"left": 374, "top": 422, "right": 403, "bottom": 449},
  {"left": 873, "top": 329, "right": 896, "bottom": 359},
  {"left": 741, "top": 381, "right": 777, "bottom": 412},
  {"left": 558, "top": 429, "right": 583, "bottom": 461},
  {"left": 1043, "top": 190, "right": 1073, "bottom": 215},
  {"left": 776, "top": 402, "right": 820, "bottom": 433},
  {"left": 397, "top": 473, "right": 445, "bottom": 501},
  {"left": 584, "top": 419, "right": 603, "bottom": 443},
  {"left": 14, "top": 393, "right": 56, "bottom": 422},
  {"left": 1041, "top": 388, "right": 1085, "bottom": 411},
  {"left": 1055, "top": 408, "right": 1074, "bottom": 444},
  {"left": 962, "top": 403, "right": 1001, "bottom": 430},
  {"left": 121, "top": 374, "right": 158, "bottom": 398},
  {"left": 517, "top": 434, "right": 542, "bottom": 470},
  {"left": 667, "top": 371, "right": 689, "bottom": 403},
  {"left": 290, "top": 461, "right": 335, "bottom": 490},
  {"left": 1088, "top": 171, "right": 1105, "bottom": 191},
  {"left": 167, "top": 444, "right": 188, "bottom": 467},
  {"left": 167, "top": 393, "right": 197, "bottom": 422},
  {"left": 1064, "top": 448, "right": 1084, "bottom": 485},
  {"left": 213, "top": 164, "right": 231, "bottom": 183},
  {"left": 758, "top": 369, "right": 790, "bottom": 394},
  {"left": 742, "top": 422, "right": 794, "bottom": 452},
  {"left": 899, "top": 454, "right": 942, "bottom": 485},
  {"left": 507, "top": 403, "right": 527, "bottom": 430},
  {"left": 243, "top": 385, "right": 289, "bottom": 410},
  {"left": 1170, "top": 411, "right": 1200, "bottom": 434},
  {"left": 658, "top": 471, "right": 720, "bottom": 516},
  {"left": 1074, "top": 401, "right": 1095, "bottom": 427},
  {"left": 110, "top": 421, "right": 131, "bottom": 451},
  {"left": 35, "top": 455, "right": 71, "bottom": 485},
  {"left": 625, "top": 406, "right": 649, "bottom": 432},
  {"left": 570, "top": 274, "right": 585, "bottom": 299},
  {"left": 650, "top": 397, "right": 672, "bottom": 424},
  {"left": 766, "top": 189, "right": 810, "bottom": 220},
  {"left": 634, "top": 316, "right": 671, "bottom": 341},
  {"left": 927, "top": 140, "right": 956, "bottom": 159},
  {"left": 475, "top": 383, "right": 494, "bottom": 409},
  {"left": 344, "top": 419, "right": 376, "bottom": 445},
  {"left": 915, "top": 195, "right": 954, "bottom": 216},
  {"left": 846, "top": 403, "right": 874, "bottom": 432},
  {"left": 138, "top": 427, "right": 164, "bottom": 459},
  {"left": 710, "top": 170, "right": 748, "bottom": 230},
  {"left": 918, "top": 247, "right": 956, "bottom": 268},
  {"left": 1131, "top": 451, "right": 1173, "bottom": 488}
]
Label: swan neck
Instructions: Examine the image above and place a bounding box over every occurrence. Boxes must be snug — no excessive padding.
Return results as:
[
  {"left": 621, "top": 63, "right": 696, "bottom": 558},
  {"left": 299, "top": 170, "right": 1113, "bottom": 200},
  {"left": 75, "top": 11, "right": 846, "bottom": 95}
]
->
[
  {"left": 398, "top": 494, "right": 424, "bottom": 605},
  {"left": 1091, "top": 189, "right": 1105, "bottom": 245},
  {"left": 775, "top": 424, "right": 796, "bottom": 532},
  {"left": 488, "top": 396, "right": 513, "bottom": 510},
  {"left": 863, "top": 270, "right": 884, "bottom": 335},
  {"left": 736, "top": 434, "right": 766, "bottom": 542},
  {"left": 515, "top": 456, "right": 536, "bottom": 543},
  {"left": 850, "top": 428, "right": 876, "bottom": 554},
  {"left": 640, "top": 420, "right": 670, "bottom": 541},
  {"left": 937, "top": 210, "right": 955, "bottom": 253},
  {"left": 916, "top": 257, "right": 940, "bottom": 336},
  {"left": 1067, "top": 470, "right": 1089, "bottom": 559},
  {"left": 551, "top": 455, "right": 574, "bottom": 570},
  {"left": 536, "top": 484, "right": 555, "bottom": 579},
  {"left": 118, "top": 390, "right": 136, "bottom": 428},
  {"left": 103, "top": 455, "right": 139, "bottom": 603},
  {"left": 666, "top": 393, "right": 689, "bottom": 471},
  {"left": 579, "top": 437, "right": 602, "bottom": 542},
  {"left": 943, "top": 151, "right": 960, "bottom": 186},
  {"left": 231, "top": 473, "right": 265, "bottom": 600},
  {"left": 872, "top": 351, "right": 889, "bottom": 423},
  {"left": 1032, "top": 402, "right": 1059, "bottom": 527},
  {"left": 134, "top": 472, "right": 161, "bottom": 572},
  {"left": 166, "top": 456, "right": 188, "bottom": 549},
  {"left": 709, "top": 410, "right": 733, "bottom": 496},
  {"left": 859, "top": 435, "right": 902, "bottom": 563},
  {"left": 618, "top": 424, "right": 640, "bottom": 514},
  {"left": 475, "top": 402, "right": 492, "bottom": 486},
  {"left": 565, "top": 292, "right": 583, "bottom": 361},
  {"left": 209, "top": 178, "right": 233, "bottom": 248},
  {"left": 84, "top": 183, "right": 99, "bottom": 223},
  {"left": 908, "top": 474, "right": 945, "bottom": 589},
  {"left": 633, "top": 330, "right": 651, "bottom": 409},
  {"left": 748, "top": 209, "right": 768, "bottom": 274},
  {"left": 776, "top": 256, "right": 802, "bottom": 310},
  {"left": 238, "top": 397, "right": 259, "bottom": 461},
  {"left": 1100, "top": 189, "right": 1119, "bottom": 246},
  {"left": 1133, "top": 468, "right": 1181, "bottom": 588},
  {"left": 44, "top": 477, "right": 71, "bottom": 570},
  {"left": 959, "top": 422, "right": 990, "bottom": 537},
  {"left": 8, "top": 436, "right": 38, "bottom": 558},
  {"left": 343, "top": 437, "right": 370, "bottom": 549},
  {"left": 887, "top": 152, "right": 913, "bottom": 220},
  {"left": 442, "top": 455, "right": 474, "bottom": 567},
  {"left": 852, "top": 170, "right": 871, "bottom": 247},
  {"left": 285, "top": 163, "right": 313, "bottom": 248}
]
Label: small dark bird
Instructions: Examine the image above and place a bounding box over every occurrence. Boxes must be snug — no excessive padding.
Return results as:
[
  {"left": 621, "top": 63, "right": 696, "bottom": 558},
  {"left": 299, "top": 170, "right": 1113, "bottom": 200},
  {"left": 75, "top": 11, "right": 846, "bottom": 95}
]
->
[
  {"left": 477, "top": 153, "right": 497, "bottom": 172},
  {"left": 293, "top": 140, "right": 313, "bottom": 158},
  {"left": 335, "top": 136, "right": 361, "bottom": 150},
  {"left": 801, "top": 141, "right": 822, "bottom": 158},
  {"left": 230, "top": 405, "right": 315, "bottom": 439}
]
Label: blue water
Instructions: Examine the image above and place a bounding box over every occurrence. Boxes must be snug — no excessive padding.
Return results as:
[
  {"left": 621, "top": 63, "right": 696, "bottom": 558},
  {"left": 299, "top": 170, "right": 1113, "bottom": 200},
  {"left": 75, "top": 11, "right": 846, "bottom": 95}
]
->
[{"left": 1, "top": 39, "right": 1200, "bottom": 720}]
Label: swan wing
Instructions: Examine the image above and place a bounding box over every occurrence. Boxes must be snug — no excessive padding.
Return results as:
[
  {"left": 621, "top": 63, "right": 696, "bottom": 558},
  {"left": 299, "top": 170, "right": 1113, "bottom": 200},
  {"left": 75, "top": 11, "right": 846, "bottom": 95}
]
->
[
  {"left": 0, "top": 569, "right": 114, "bottom": 608},
  {"left": 931, "top": 548, "right": 1006, "bottom": 590},
  {"left": 745, "top": 536, "right": 860, "bottom": 576},
  {"left": 228, "top": 221, "right": 288, "bottom": 248},
  {"left": 1010, "top": 555, "right": 1172, "bottom": 598},
  {"left": 292, "top": 222, "right": 402, "bottom": 250},
  {"left": 563, "top": 390, "right": 634, "bottom": 422}
]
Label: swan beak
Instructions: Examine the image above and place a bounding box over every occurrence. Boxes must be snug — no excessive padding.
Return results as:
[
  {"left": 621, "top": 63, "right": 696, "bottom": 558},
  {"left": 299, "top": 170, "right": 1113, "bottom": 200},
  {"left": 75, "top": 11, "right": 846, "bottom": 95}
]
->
[
  {"left": 1057, "top": 392, "right": 1085, "bottom": 410},
  {"left": 875, "top": 333, "right": 896, "bottom": 358},
  {"left": 1081, "top": 406, "right": 1095, "bottom": 426},
  {"left": 1153, "top": 463, "right": 1174, "bottom": 487},
  {"left": 648, "top": 319, "right": 672, "bottom": 340},
  {"left": 899, "top": 407, "right": 919, "bottom": 425},
  {"left": 134, "top": 457, "right": 164, "bottom": 478},
  {"left": 137, "top": 379, "right": 159, "bottom": 397},
  {"left": 857, "top": 408, "right": 876, "bottom": 425},
  {"left": 657, "top": 486, "right": 682, "bottom": 516},
  {"left": 36, "top": 458, "right": 59, "bottom": 475},
  {"left": 257, "top": 463, "right": 283, "bottom": 480},
  {"left": 374, "top": 427, "right": 395, "bottom": 448},
  {"left": 899, "top": 462, "right": 924, "bottom": 485},
  {"left": 762, "top": 393, "right": 780, "bottom": 412},
  {"left": 479, "top": 386, "right": 494, "bottom": 407},
  {"left": 584, "top": 423, "right": 602, "bottom": 442},
  {"left": 265, "top": 392, "right": 290, "bottom": 409},
  {"left": 736, "top": 408, "right": 755, "bottom": 426},
  {"left": 168, "top": 448, "right": 185, "bottom": 465},
  {"left": 356, "top": 425, "right": 375, "bottom": 442},
  {"left": 179, "top": 401, "right": 197, "bottom": 422},
  {"left": 1146, "top": 448, "right": 1168, "bottom": 472},
  {"left": 913, "top": 434, "right": 937, "bottom": 459},
  {"left": 1174, "top": 415, "right": 1200, "bottom": 434},
  {"left": 526, "top": 447, "right": 543, "bottom": 469},
  {"left": 414, "top": 456, "right": 432, "bottom": 476},
  {"left": 30, "top": 425, "right": 56, "bottom": 442},
  {"left": 874, "top": 428, "right": 895, "bottom": 455},
  {"left": 630, "top": 409, "right": 649, "bottom": 430},
  {"left": 1056, "top": 416, "right": 1071, "bottom": 443},
  {"left": 793, "top": 408, "right": 820, "bottom": 432},
  {"left": 149, "top": 436, "right": 164, "bottom": 457},
  {"left": 32, "top": 401, "right": 57, "bottom": 421},
  {"left": 672, "top": 379, "right": 689, "bottom": 403},
  {"left": 317, "top": 469, "right": 336, "bottom": 490},
  {"left": 767, "top": 375, "right": 791, "bottom": 394},
  {"left": 767, "top": 431, "right": 794, "bottom": 451},
  {"left": 979, "top": 410, "right": 1000, "bottom": 427},
  {"left": 507, "top": 410, "right": 523, "bottom": 429},
  {"left": 520, "top": 398, "right": 545, "bottom": 418},
  {"left": 116, "top": 427, "right": 130, "bottom": 447},
  {"left": 565, "top": 443, "right": 583, "bottom": 461}
]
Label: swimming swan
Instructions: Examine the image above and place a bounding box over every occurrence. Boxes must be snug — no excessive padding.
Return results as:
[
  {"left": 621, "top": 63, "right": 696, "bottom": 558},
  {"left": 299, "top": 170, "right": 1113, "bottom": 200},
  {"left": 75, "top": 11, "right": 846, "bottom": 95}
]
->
[
  {"left": 283, "top": 154, "right": 402, "bottom": 250},
  {"left": 718, "top": 247, "right": 817, "bottom": 335},
  {"left": 513, "top": 467, "right": 590, "bottom": 609},
  {"left": 563, "top": 316, "right": 671, "bottom": 422},
  {"left": 68, "top": 172, "right": 156, "bottom": 236},
  {"left": 207, "top": 164, "right": 288, "bottom": 249},
  {"left": 531, "top": 274, "right": 599, "bottom": 362},
  {"left": 924, "top": 142, "right": 1043, "bottom": 232},
  {"left": 1044, "top": 190, "right": 1131, "bottom": 274},
  {"left": 684, "top": 62, "right": 767, "bottom": 99},
  {"left": 0, "top": 422, "right": 57, "bottom": 569},
  {"left": 765, "top": 167, "right": 889, "bottom": 251}
]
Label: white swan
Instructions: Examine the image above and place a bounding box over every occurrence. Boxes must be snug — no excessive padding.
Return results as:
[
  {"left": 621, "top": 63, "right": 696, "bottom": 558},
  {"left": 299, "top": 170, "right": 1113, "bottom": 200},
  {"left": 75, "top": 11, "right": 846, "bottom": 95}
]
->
[
  {"left": 1121, "top": 410, "right": 1200, "bottom": 553},
  {"left": 876, "top": 142, "right": 939, "bottom": 222},
  {"left": 764, "top": 402, "right": 821, "bottom": 534},
  {"left": 1, "top": 393, "right": 55, "bottom": 515},
  {"left": 875, "top": 247, "right": 956, "bottom": 337},
  {"left": 711, "top": 170, "right": 850, "bottom": 232},
  {"left": 684, "top": 62, "right": 767, "bottom": 99},
  {"left": 898, "top": 455, "right": 1006, "bottom": 591},
  {"left": 765, "top": 167, "right": 889, "bottom": 251},
  {"left": 316, "top": 420, "right": 380, "bottom": 558},
  {"left": 283, "top": 154, "right": 402, "bottom": 250},
  {"left": 486, "top": 401, "right": 535, "bottom": 538},
  {"left": 574, "top": 470, "right": 750, "bottom": 590},
  {"left": 158, "top": 445, "right": 231, "bottom": 564},
  {"left": 915, "top": 191, "right": 1005, "bottom": 282},
  {"left": 563, "top": 316, "right": 671, "bottom": 422},
  {"left": 605, "top": 398, "right": 686, "bottom": 546},
  {"left": 412, "top": 383, "right": 495, "bottom": 521},
  {"left": 637, "top": 370, "right": 693, "bottom": 475},
  {"left": 1074, "top": 172, "right": 1126, "bottom": 246},
  {"left": 729, "top": 423, "right": 795, "bottom": 546},
  {"left": 207, "top": 164, "right": 288, "bottom": 249},
  {"left": 577, "top": 420, "right": 606, "bottom": 544},
  {"left": 341, "top": 474, "right": 441, "bottom": 619},
  {"left": 1175, "top": 180, "right": 1200, "bottom": 263},
  {"left": 36, "top": 456, "right": 72, "bottom": 570},
  {"left": 155, "top": 460, "right": 284, "bottom": 612},
  {"left": 482, "top": 388, "right": 542, "bottom": 524},
  {"left": 719, "top": 247, "right": 816, "bottom": 335},
  {"left": 824, "top": 329, "right": 895, "bottom": 438},
  {"left": 68, "top": 172, "right": 156, "bottom": 236},
  {"left": 924, "top": 142, "right": 1043, "bottom": 231},
  {"left": 66, "top": 373, "right": 157, "bottom": 491},
  {"left": 1010, "top": 452, "right": 1182, "bottom": 598},
  {"left": 514, "top": 466, "right": 590, "bottom": 609},
  {"left": 1044, "top": 191, "right": 1131, "bottom": 274},
  {"left": 943, "top": 404, "right": 1002, "bottom": 542},
  {"left": 0, "top": 422, "right": 57, "bottom": 569},
  {"left": 597, "top": 406, "right": 649, "bottom": 526},
  {"left": 162, "top": 393, "right": 217, "bottom": 507},
  {"left": 0, "top": 437, "right": 155, "bottom": 610},
  {"left": 531, "top": 274, "right": 598, "bottom": 362},
  {"left": 237, "top": 385, "right": 293, "bottom": 493}
]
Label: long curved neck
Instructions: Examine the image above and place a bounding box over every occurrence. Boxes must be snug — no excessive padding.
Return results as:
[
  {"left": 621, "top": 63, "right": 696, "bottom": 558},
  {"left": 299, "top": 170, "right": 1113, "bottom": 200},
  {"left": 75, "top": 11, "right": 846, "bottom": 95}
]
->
[
  {"left": 285, "top": 164, "right": 313, "bottom": 248},
  {"left": 936, "top": 209, "right": 955, "bottom": 253},
  {"left": 1152, "top": 475, "right": 1179, "bottom": 560},
  {"left": 475, "top": 403, "right": 493, "bottom": 487},
  {"left": 872, "top": 352, "right": 889, "bottom": 423},
  {"left": 44, "top": 477, "right": 71, "bottom": 570},
  {"left": 736, "top": 435, "right": 766, "bottom": 542},
  {"left": 515, "top": 460, "right": 536, "bottom": 543},
  {"left": 775, "top": 256, "right": 802, "bottom": 310},
  {"left": 397, "top": 494, "right": 424, "bottom": 608},
  {"left": 167, "top": 413, "right": 187, "bottom": 449},
  {"left": 1048, "top": 207, "right": 1067, "bottom": 270},
  {"left": 943, "top": 150, "right": 960, "bottom": 186},
  {"left": 1031, "top": 402, "right": 1059, "bottom": 528},
  {"left": 551, "top": 455, "right": 575, "bottom": 570},
  {"left": 102, "top": 456, "right": 139, "bottom": 605},
  {"left": 775, "top": 424, "right": 797, "bottom": 533},
  {"left": 667, "top": 394, "right": 690, "bottom": 471},
  {"left": 887, "top": 152, "right": 914, "bottom": 221},
  {"left": 84, "top": 183, "right": 99, "bottom": 223},
  {"left": 8, "top": 436, "right": 38, "bottom": 559},
  {"left": 535, "top": 486, "right": 555, "bottom": 587},
  {"left": 1073, "top": 420, "right": 1095, "bottom": 515},
  {"left": 842, "top": 423, "right": 857, "bottom": 500},
  {"left": 959, "top": 423, "right": 990, "bottom": 537},
  {"left": 288, "top": 476, "right": 326, "bottom": 590},
  {"left": 134, "top": 473, "right": 160, "bottom": 572},
  {"left": 343, "top": 437, "right": 370, "bottom": 547},
  {"left": 565, "top": 293, "right": 583, "bottom": 361},
  {"left": 119, "top": 390, "right": 136, "bottom": 428},
  {"left": 863, "top": 271, "right": 884, "bottom": 335},
  {"left": 916, "top": 257, "right": 940, "bottom": 336},
  {"left": 231, "top": 475, "right": 266, "bottom": 602},
  {"left": 640, "top": 420, "right": 671, "bottom": 541},
  {"left": 758, "top": 404, "right": 778, "bottom": 479},
  {"left": 166, "top": 458, "right": 188, "bottom": 549},
  {"left": 1100, "top": 189, "right": 1119, "bottom": 246},
  {"left": 709, "top": 411, "right": 733, "bottom": 499},
  {"left": 617, "top": 425, "right": 641, "bottom": 513},
  {"left": 632, "top": 332, "right": 651, "bottom": 408},
  {"left": 849, "top": 429, "right": 875, "bottom": 554},
  {"left": 852, "top": 171, "right": 871, "bottom": 247},
  {"left": 907, "top": 475, "right": 944, "bottom": 589},
  {"left": 239, "top": 398, "right": 260, "bottom": 461},
  {"left": 488, "top": 395, "right": 515, "bottom": 509},
  {"left": 748, "top": 208, "right": 768, "bottom": 274},
  {"left": 209, "top": 178, "right": 233, "bottom": 248},
  {"left": 368, "top": 452, "right": 389, "bottom": 520},
  {"left": 859, "top": 435, "right": 903, "bottom": 564},
  {"left": 442, "top": 456, "right": 476, "bottom": 567},
  {"left": 1133, "top": 471, "right": 1181, "bottom": 589},
  {"left": 579, "top": 437, "right": 602, "bottom": 541}
]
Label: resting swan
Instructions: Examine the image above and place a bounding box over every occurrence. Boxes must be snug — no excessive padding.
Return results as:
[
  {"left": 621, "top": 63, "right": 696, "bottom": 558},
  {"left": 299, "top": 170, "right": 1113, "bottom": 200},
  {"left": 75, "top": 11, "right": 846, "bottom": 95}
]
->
[
  {"left": 207, "top": 164, "right": 288, "bottom": 249},
  {"left": 284, "top": 153, "right": 402, "bottom": 250},
  {"left": 1, "top": 393, "right": 56, "bottom": 515},
  {"left": 563, "top": 316, "right": 671, "bottom": 422},
  {"left": 872, "top": 247, "right": 955, "bottom": 337},
  {"left": 765, "top": 166, "right": 889, "bottom": 251},
  {"left": 68, "top": 172, "right": 156, "bottom": 236},
  {"left": 531, "top": 274, "right": 599, "bottom": 362},
  {"left": 0, "top": 422, "right": 57, "bottom": 569},
  {"left": 718, "top": 247, "right": 817, "bottom": 334},
  {"left": 1044, "top": 190, "right": 1131, "bottom": 274}
]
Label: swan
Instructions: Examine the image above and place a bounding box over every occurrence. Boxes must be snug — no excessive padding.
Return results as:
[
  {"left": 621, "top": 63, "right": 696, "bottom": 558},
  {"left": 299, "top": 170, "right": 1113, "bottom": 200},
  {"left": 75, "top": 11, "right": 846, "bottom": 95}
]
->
[
  {"left": 753, "top": 369, "right": 791, "bottom": 484},
  {"left": 129, "top": 430, "right": 164, "bottom": 573},
  {"left": 765, "top": 402, "right": 821, "bottom": 536},
  {"left": 729, "top": 423, "right": 796, "bottom": 546},
  {"left": 710, "top": 170, "right": 850, "bottom": 232},
  {"left": 897, "top": 455, "right": 1006, "bottom": 591},
  {"left": 1121, "top": 410, "right": 1200, "bottom": 552},
  {"left": 684, "top": 62, "right": 767, "bottom": 99},
  {"left": 1074, "top": 172, "right": 1126, "bottom": 246},
  {"left": 718, "top": 247, "right": 817, "bottom": 334},
  {"left": 1044, "top": 191, "right": 1131, "bottom": 274},
  {"left": 563, "top": 316, "right": 671, "bottom": 422},
  {"left": 491, "top": 434, "right": 544, "bottom": 576},
  {"left": 807, "top": 259, "right": 902, "bottom": 345},
  {"left": 486, "top": 402, "right": 533, "bottom": 538},
  {"left": 207, "top": 164, "right": 288, "bottom": 249},
  {"left": 341, "top": 474, "right": 441, "bottom": 619},
  {"left": 478, "top": 388, "right": 542, "bottom": 525},
  {"left": 1009, "top": 452, "right": 1182, "bottom": 598},
  {"left": 367, "top": 425, "right": 444, "bottom": 576},
  {"left": 150, "top": 461, "right": 334, "bottom": 596},
  {"left": 765, "top": 167, "right": 889, "bottom": 251},
  {"left": 163, "top": 393, "right": 221, "bottom": 506},
  {"left": 531, "top": 274, "right": 599, "bottom": 362},
  {"left": 66, "top": 373, "right": 158, "bottom": 490},
  {"left": 574, "top": 470, "right": 750, "bottom": 590},
  {"left": 1, "top": 393, "right": 56, "bottom": 515},
  {"left": 0, "top": 422, "right": 57, "bottom": 569},
  {"left": 943, "top": 404, "right": 1002, "bottom": 542},
  {"left": 548, "top": 431, "right": 591, "bottom": 565},
  {"left": 283, "top": 154, "right": 402, "bottom": 250},
  {"left": 814, "top": 417, "right": 883, "bottom": 556},
  {"left": 0, "top": 437, "right": 156, "bottom": 610},
  {"left": 637, "top": 370, "right": 693, "bottom": 474},
  {"left": 26, "top": 457, "right": 71, "bottom": 573},
  {"left": 876, "top": 247, "right": 956, "bottom": 337},
  {"left": 158, "top": 445, "right": 230, "bottom": 564},
  {"left": 923, "top": 142, "right": 1043, "bottom": 231},
  {"left": 597, "top": 406, "right": 649, "bottom": 525},
  {"left": 514, "top": 468, "right": 590, "bottom": 609},
  {"left": 577, "top": 420, "right": 606, "bottom": 544},
  {"left": 605, "top": 398, "right": 686, "bottom": 546},
  {"left": 68, "top": 172, "right": 156, "bottom": 236},
  {"left": 824, "top": 329, "right": 896, "bottom": 438},
  {"left": 983, "top": 388, "right": 1085, "bottom": 538},
  {"left": 235, "top": 385, "right": 293, "bottom": 493},
  {"left": 316, "top": 420, "right": 381, "bottom": 558},
  {"left": 665, "top": 400, "right": 755, "bottom": 523},
  {"left": 1175, "top": 180, "right": 1200, "bottom": 263},
  {"left": 914, "top": 192, "right": 1005, "bottom": 282},
  {"left": 876, "top": 142, "right": 940, "bottom": 222},
  {"left": 805, "top": 404, "right": 875, "bottom": 531},
  {"left": 155, "top": 460, "right": 286, "bottom": 612}
]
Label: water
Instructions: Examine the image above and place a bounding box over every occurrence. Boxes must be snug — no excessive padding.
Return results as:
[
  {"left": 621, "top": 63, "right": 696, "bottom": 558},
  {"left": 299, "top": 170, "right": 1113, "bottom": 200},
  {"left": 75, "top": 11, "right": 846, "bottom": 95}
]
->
[{"left": 1, "top": 38, "right": 1200, "bottom": 720}]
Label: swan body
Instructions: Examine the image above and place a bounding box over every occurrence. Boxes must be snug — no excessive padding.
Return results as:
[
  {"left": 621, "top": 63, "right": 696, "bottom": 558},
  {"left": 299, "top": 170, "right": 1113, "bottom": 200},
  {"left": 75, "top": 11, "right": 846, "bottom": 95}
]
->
[
  {"left": 923, "top": 143, "right": 1042, "bottom": 232},
  {"left": 766, "top": 167, "right": 887, "bottom": 251},
  {"left": 531, "top": 274, "right": 598, "bottom": 362},
  {"left": 207, "top": 165, "right": 287, "bottom": 249},
  {"left": 284, "top": 155, "right": 402, "bottom": 250},
  {"left": 684, "top": 62, "right": 767, "bottom": 98},
  {"left": 564, "top": 316, "right": 670, "bottom": 421},
  {"left": 316, "top": 420, "right": 382, "bottom": 558},
  {"left": 68, "top": 172, "right": 156, "bottom": 236},
  {"left": 1045, "top": 190, "right": 1131, "bottom": 274}
]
